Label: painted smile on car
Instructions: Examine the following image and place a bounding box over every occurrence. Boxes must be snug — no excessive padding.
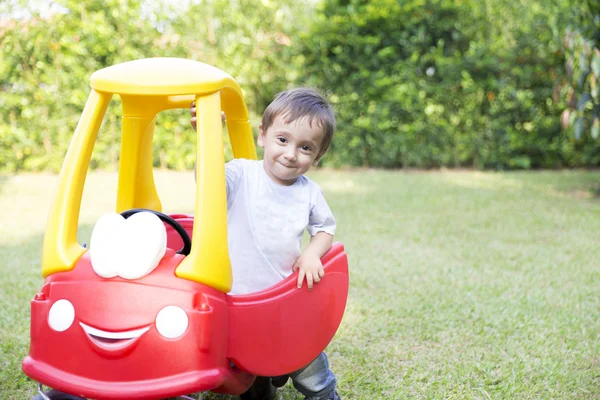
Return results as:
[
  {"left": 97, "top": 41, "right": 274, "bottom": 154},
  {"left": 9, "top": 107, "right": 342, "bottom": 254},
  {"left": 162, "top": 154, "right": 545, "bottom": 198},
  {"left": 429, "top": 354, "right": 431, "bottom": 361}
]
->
[{"left": 80, "top": 322, "right": 150, "bottom": 352}]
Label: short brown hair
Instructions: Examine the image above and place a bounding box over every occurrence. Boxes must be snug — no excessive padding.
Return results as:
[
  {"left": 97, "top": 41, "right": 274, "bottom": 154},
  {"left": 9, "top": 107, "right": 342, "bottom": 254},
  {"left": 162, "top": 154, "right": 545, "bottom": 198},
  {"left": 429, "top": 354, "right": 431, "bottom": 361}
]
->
[{"left": 261, "top": 88, "right": 336, "bottom": 161}]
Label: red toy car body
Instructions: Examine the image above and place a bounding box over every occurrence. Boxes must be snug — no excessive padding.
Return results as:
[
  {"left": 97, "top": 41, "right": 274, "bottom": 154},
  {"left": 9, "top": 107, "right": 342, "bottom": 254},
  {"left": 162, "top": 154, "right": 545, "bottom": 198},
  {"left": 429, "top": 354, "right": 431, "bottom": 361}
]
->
[{"left": 23, "top": 217, "right": 348, "bottom": 399}]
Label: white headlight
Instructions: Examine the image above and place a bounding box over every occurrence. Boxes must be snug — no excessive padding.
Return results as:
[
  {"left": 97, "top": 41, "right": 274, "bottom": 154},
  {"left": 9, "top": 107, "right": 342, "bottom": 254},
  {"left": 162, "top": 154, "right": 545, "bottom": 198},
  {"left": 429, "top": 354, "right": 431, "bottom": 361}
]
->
[
  {"left": 155, "top": 306, "right": 188, "bottom": 339},
  {"left": 48, "top": 299, "right": 75, "bottom": 332}
]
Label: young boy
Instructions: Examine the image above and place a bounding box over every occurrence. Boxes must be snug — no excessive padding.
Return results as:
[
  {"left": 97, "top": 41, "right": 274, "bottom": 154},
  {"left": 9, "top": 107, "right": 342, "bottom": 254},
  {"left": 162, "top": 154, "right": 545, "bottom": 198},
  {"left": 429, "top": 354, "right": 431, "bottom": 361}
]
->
[{"left": 191, "top": 88, "right": 340, "bottom": 400}]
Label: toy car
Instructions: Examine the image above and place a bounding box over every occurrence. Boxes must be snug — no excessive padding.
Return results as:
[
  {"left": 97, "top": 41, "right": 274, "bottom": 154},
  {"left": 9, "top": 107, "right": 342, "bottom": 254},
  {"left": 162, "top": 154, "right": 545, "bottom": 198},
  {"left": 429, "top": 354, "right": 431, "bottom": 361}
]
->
[{"left": 22, "top": 58, "right": 349, "bottom": 400}]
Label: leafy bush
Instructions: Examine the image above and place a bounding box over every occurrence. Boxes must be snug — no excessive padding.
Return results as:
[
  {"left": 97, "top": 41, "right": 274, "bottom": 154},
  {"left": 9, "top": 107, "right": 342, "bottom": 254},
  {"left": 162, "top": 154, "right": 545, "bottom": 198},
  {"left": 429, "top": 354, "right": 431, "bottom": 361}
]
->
[
  {"left": 0, "top": 0, "right": 598, "bottom": 171},
  {"left": 299, "top": 0, "right": 600, "bottom": 168},
  {"left": 562, "top": 0, "right": 600, "bottom": 145}
]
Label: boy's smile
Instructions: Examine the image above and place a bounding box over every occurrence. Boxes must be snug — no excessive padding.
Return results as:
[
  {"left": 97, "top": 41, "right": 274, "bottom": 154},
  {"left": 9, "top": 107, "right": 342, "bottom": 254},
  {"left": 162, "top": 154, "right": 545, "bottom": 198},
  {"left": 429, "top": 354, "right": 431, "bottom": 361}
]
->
[{"left": 258, "top": 115, "right": 324, "bottom": 186}]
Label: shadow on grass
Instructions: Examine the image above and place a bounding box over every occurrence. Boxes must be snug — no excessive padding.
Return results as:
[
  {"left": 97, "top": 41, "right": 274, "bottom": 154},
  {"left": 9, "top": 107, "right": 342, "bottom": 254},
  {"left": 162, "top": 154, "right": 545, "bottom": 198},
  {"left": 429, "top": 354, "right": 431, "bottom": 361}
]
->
[
  {"left": 504, "top": 170, "right": 600, "bottom": 200},
  {"left": 555, "top": 175, "right": 600, "bottom": 200},
  {"left": 0, "top": 175, "right": 10, "bottom": 196}
]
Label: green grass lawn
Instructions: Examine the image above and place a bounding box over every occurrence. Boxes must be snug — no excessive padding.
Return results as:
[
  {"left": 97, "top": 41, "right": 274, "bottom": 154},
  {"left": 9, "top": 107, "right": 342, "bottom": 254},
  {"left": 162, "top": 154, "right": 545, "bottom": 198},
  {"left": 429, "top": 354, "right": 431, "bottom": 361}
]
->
[{"left": 1, "top": 169, "right": 599, "bottom": 399}]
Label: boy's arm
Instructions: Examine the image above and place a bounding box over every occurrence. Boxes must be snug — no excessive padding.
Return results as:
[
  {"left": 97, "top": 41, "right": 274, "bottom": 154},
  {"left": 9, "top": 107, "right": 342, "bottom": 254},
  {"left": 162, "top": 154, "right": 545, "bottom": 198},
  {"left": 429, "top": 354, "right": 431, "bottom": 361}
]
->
[{"left": 293, "top": 231, "right": 334, "bottom": 290}]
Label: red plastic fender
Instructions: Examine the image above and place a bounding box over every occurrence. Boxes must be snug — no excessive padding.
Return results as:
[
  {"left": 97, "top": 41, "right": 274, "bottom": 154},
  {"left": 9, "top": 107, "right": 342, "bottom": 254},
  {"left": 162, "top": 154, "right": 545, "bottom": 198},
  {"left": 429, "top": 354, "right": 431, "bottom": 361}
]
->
[
  {"left": 167, "top": 216, "right": 349, "bottom": 376},
  {"left": 226, "top": 243, "right": 349, "bottom": 376}
]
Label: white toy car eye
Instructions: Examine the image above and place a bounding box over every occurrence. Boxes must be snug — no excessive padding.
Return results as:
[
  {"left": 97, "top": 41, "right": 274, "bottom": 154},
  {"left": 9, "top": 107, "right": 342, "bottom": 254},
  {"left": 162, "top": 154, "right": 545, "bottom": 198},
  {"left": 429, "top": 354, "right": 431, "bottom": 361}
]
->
[
  {"left": 155, "top": 306, "right": 189, "bottom": 339},
  {"left": 48, "top": 299, "right": 75, "bottom": 332}
]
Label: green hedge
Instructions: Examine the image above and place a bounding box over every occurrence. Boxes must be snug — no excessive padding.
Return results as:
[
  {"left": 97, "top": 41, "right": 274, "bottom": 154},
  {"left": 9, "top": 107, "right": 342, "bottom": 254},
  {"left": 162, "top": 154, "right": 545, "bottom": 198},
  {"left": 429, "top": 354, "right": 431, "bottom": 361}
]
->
[
  {"left": 298, "top": 0, "right": 600, "bottom": 169},
  {"left": 0, "top": 0, "right": 598, "bottom": 172}
]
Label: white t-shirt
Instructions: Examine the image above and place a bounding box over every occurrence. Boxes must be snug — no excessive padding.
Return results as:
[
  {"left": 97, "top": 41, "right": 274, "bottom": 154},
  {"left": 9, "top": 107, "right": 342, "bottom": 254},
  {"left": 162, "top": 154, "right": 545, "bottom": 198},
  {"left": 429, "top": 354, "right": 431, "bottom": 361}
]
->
[{"left": 225, "top": 159, "right": 336, "bottom": 294}]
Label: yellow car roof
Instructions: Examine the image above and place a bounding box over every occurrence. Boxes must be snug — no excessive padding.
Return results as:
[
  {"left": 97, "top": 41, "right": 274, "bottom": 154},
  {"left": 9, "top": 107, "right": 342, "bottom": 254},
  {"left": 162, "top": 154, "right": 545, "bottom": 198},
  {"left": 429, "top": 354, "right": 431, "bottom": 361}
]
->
[{"left": 90, "top": 57, "right": 237, "bottom": 96}]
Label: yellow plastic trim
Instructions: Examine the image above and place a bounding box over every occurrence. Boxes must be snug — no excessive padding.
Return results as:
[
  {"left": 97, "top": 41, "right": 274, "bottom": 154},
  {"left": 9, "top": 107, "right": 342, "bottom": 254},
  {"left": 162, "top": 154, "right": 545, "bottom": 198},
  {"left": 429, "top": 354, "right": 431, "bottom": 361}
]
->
[
  {"left": 44, "top": 58, "right": 258, "bottom": 293},
  {"left": 221, "top": 88, "right": 257, "bottom": 159},
  {"left": 42, "top": 90, "right": 111, "bottom": 277},
  {"left": 116, "top": 95, "right": 162, "bottom": 212},
  {"left": 176, "top": 92, "right": 231, "bottom": 292},
  {"left": 91, "top": 58, "right": 239, "bottom": 96}
]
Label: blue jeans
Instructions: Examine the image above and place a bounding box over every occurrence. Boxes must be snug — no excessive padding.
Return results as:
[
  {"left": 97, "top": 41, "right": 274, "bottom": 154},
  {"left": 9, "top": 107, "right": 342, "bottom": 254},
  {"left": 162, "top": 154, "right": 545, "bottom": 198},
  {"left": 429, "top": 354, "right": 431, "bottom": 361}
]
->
[{"left": 288, "top": 352, "right": 337, "bottom": 400}]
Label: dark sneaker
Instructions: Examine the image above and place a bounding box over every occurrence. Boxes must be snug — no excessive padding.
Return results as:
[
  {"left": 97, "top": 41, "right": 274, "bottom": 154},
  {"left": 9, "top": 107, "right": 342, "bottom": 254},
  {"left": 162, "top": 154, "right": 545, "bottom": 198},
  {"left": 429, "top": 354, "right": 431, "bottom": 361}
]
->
[
  {"left": 271, "top": 374, "right": 289, "bottom": 388},
  {"left": 32, "top": 389, "right": 86, "bottom": 400},
  {"left": 239, "top": 376, "right": 277, "bottom": 400}
]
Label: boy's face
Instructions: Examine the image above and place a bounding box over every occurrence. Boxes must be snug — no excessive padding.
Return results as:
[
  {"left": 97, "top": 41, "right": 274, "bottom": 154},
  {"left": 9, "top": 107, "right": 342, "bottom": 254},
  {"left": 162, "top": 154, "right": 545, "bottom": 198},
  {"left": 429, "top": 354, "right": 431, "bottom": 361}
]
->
[{"left": 258, "top": 114, "right": 324, "bottom": 186}]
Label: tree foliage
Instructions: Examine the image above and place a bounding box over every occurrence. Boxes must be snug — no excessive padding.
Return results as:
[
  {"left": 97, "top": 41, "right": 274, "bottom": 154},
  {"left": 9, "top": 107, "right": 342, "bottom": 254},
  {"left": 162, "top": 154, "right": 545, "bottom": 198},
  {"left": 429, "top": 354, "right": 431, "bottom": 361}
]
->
[
  {"left": 562, "top": 0, "right": 600, "bottom": 142},
  {"left": 172, "top": 0, "right": 312, "bottom": 114},
  {"left": 299, "top": 0, "right": 600, "bottom": 168},
  {"left": 0, "top": 0, "right": 162, "bottom": 171},
  {"left": 0, "top": 0, "right": 311, "bottom": 171},
  {"left": 0, "top": 0, "right": 598, "bottom": 171}
]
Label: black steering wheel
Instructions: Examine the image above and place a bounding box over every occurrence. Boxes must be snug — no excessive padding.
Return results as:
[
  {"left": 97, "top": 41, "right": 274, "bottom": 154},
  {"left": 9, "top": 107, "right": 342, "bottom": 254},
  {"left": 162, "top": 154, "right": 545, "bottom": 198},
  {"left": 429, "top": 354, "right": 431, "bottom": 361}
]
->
[{"left": 120, "top": 208, "right": 191, "bottom": 256}]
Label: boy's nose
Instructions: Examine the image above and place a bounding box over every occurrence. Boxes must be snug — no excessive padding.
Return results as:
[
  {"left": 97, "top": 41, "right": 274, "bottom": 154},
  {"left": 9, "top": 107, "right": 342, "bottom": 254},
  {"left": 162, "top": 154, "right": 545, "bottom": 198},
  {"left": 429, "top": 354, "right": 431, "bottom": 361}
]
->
[{"left": 284, "top": 149, "right": 297, "bottom": 161}]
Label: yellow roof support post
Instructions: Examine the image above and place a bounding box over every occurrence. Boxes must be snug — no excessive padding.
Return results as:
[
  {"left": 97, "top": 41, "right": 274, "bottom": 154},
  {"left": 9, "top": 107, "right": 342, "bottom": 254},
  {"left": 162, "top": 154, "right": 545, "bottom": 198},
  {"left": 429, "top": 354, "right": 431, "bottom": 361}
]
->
[
  {"left": 176, "top": 91, "right": 231, "bottom": 292},
  {"left": 42, "top": 89, "right": 112, "bottom": 277},
  {"left": 221, "top": 87, "right": 257, "bottom": 160},
  {"left": 116, "top": 95, "right": 163, "bottom": 212}
]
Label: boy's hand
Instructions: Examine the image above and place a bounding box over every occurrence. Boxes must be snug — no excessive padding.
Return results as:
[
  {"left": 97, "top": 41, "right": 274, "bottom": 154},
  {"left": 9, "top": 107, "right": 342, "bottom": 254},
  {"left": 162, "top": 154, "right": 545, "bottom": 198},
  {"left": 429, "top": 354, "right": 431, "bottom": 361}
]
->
[
  {"left": 190, "top": 101, "right": 197, "bottom": 129},
  {"left": 293, "top": 251, "right": 325, "bottom": 291},
  {"left": 190, "top": 101, "right": 225, "bottom": 129}
]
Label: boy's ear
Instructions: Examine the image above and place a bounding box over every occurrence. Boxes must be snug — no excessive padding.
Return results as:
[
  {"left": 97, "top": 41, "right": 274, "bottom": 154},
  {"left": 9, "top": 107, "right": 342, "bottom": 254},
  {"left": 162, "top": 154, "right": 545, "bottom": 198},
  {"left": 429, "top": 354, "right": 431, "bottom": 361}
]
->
[
  {"left": 312, "top": 157, "right": 320, "bottom": 167},
  {"left": 257, "top": 124, "right": 265, "bottom": 148}
]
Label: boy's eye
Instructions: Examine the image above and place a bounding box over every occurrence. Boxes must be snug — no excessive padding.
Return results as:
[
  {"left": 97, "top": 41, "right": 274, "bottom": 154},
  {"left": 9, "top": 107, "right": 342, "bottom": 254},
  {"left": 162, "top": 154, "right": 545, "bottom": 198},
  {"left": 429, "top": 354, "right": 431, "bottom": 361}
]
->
[
  {"left": 301, "top": 145, "right": 312, "bottom": 152},
  {"left": 277, "top": 137, "right": 287, "bottom": 143}
]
